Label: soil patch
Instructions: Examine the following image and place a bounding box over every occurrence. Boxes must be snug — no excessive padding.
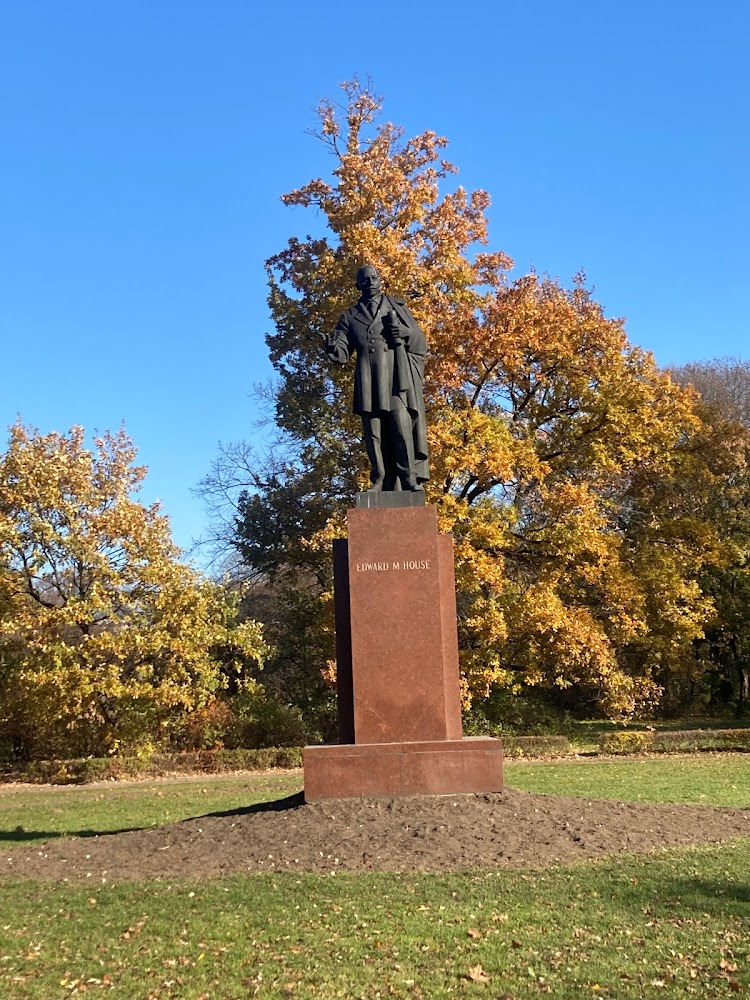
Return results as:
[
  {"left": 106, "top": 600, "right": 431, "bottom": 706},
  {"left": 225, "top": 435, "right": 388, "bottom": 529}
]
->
[{"left": 3, "top": 789, "right": 749, "bottom": 882}]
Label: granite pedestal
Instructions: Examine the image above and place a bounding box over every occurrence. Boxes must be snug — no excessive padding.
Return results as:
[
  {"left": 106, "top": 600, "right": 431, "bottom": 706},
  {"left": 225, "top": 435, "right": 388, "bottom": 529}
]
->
[{"left": 304, "top": 503, "right": 503, "bottom": 800}]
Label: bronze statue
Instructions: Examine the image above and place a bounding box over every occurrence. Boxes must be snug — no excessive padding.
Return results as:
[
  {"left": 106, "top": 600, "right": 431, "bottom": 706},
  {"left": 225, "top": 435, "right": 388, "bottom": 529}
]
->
[{"left": 325, "top": 265, "right": 429, "bottom": 492}]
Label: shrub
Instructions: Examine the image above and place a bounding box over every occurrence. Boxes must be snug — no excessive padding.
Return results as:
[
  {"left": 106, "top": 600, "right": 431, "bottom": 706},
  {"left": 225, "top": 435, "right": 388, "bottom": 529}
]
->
[
  {"left": 463, "top": 690, "right": 575, "bottom": 737},
  {"left": 501, "top": 735, "right": 571, "bottom": 758},
  {"left": 234, "top": 697, "right": 310, "bottom": 749},
  {"left": 713, "top": 728, "right": 750, "bottom": 751},
  {"left": 0, "top": 747, "right": 305, "bottom": 784},
  {"left": 650, "top": 728, "right": 750, "bottom": 753},
  {"left": 598, "top": 731, "right": 654, "bottom": 754},
  {"left": 170, "top": 694, "right": 313, "bottom": 751},
  {"left": 598, "top": 727, "right": 750, "bottom": 755},
  {"left": 175, "top": 701, "right": 239, "bottom": 750}
]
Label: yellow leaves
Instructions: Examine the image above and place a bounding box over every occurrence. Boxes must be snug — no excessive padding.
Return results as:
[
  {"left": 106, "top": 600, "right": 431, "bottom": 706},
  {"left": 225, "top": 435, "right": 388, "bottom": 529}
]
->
[
  {"left": 305, "top": 510, "right": 348, "bottom": 552},
  {"left": 321, "top": 659, "right": 337, "bottom": 688},
  {"left": 481, "top": 576, "right": 652, "bottom": 715},
  {"left": 0, "top": 420, "right": 267, "bottom": 749},
  {"left": 429, "top": 406, "right": 515, "bottom": 488}
]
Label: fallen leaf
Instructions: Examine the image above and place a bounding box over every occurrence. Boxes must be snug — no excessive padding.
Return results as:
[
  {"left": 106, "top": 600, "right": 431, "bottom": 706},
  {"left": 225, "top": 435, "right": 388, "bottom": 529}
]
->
[
  {"left": 467, "top": 964, "right": 491, "bottom": 984},
  {"left": 467, "top": 928, "right": 482, "bottom": 940}
]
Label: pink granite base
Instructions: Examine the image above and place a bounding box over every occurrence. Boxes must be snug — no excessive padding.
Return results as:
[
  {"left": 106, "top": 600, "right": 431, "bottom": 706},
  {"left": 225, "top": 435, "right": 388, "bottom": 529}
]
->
[
  {"left": 303, "top": 737, "right": 503, "bottom": 801},
  {"left": 307, "top": 506, "right": 504, "bottom": 802},
  {"left": 342, "top": 506, "right": 464, "bottom": 745}
]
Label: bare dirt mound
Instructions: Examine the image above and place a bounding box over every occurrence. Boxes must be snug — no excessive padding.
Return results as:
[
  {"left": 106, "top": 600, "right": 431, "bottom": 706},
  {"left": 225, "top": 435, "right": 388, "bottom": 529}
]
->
[{"left": 4, "top": 788, "right": 749, "bottom": 883}]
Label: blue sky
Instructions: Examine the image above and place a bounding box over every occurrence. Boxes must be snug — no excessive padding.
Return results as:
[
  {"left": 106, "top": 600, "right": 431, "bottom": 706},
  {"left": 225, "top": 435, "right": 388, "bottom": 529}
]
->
[{"left": 2, "top": 1, "right": 748, "bottom": 561}]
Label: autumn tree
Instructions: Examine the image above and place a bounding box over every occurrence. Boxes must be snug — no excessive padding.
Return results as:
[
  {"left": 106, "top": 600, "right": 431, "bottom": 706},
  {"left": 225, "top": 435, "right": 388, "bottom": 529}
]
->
[
  {"left": 669, "top": 358, "right": 750, "bottom": 713},
  {"left": 205, "top": 81, "right": 728, "bottom": 718},
  {"left": 0, "top": 421, "right": 267, "bottom": 759},
  {"left": 671, "top": 357, "right": 750, "bottom": 426}
]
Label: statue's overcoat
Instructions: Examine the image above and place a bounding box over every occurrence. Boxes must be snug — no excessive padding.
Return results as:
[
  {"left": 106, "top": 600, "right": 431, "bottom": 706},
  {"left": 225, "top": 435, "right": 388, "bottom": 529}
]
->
[{"left": 326, "top": 294, "right": 429, "bottom": 481}]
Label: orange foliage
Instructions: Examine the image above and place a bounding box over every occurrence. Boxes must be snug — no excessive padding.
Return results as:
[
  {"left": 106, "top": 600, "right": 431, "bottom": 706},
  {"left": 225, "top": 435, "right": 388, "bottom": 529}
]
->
[{"left": 256, "top": 81, "right": 730, "bottom": 717}]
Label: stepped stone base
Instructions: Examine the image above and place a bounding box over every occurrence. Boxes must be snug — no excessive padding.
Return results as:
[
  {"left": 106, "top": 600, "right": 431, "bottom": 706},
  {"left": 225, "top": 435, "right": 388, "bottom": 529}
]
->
[
  {"left": 304, "top": 505, "right": 504, "bottom": 802},
  {"left": 304, "top": 737, "right": 503, "bottom": 801}
]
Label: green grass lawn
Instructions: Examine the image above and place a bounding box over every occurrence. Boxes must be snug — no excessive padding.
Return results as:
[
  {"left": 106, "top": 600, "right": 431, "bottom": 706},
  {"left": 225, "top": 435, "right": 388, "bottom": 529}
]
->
[
  {"left": 506, "top": 754, "right": 750, "bottom": 807},
  {"left": 1, "top": 759, "right": 749, "bottom": 999},
  {"left": 0, "top": 772, "right": 302, "bottom": 849}
]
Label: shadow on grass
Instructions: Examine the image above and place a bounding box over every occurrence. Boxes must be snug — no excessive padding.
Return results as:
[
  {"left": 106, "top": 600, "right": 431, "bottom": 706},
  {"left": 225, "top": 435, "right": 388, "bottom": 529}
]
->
[
  {"left": 582, "top": 855, "right": 750, "bottom": 921},
  {"left": 0, "top": 792, "right": 306, "bottom": 846},
  {"left": 200, "top": 791, "right": 305, "bottom": 819},
  {"left": 0, "top": 825, "right": 145, "bottom": 843},
  {"left": 667, "top": 875, "right": 750, "bottom": 907}
]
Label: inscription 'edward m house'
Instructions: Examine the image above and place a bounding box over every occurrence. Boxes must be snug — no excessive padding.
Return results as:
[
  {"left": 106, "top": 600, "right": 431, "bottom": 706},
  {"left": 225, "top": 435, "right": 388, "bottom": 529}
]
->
[{"left": 355, "top": 559, "right": 431, "bottom": 572}]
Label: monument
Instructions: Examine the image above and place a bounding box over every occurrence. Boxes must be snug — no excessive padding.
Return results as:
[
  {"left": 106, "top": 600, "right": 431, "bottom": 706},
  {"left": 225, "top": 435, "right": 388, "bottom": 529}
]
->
[
  {"left": 322, "top": 264, "right": 429, "bottom": 496},
  {"left": 303, "top": 266, "right": 504, "bottom": 801}
]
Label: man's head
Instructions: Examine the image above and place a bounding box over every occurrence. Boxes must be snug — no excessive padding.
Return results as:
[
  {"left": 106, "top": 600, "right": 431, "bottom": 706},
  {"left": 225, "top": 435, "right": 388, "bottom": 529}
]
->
[{"left": 356, "top": 265, "right": 382, "bottom": 302}]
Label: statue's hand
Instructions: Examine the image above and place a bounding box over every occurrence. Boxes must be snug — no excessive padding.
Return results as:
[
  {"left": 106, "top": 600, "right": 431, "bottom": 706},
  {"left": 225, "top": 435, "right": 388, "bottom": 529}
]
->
[
  {"left": 383, "top": 309, "right": 407, "bottom": 347},
  {"left": 323, "top": 331, "right": 348, "bottom": 363}
]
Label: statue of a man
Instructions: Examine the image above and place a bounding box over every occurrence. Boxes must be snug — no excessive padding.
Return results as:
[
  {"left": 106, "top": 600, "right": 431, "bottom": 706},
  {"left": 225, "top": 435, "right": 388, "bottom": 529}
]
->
[{"left": 325, "top": 265, "right": 429, "bottom": 492}]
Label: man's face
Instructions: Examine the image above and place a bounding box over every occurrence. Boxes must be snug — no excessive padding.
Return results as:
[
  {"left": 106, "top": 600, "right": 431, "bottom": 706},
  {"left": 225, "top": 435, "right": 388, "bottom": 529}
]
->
[{"left": 357, "top": 267, "right": 381, "bottom": 301}]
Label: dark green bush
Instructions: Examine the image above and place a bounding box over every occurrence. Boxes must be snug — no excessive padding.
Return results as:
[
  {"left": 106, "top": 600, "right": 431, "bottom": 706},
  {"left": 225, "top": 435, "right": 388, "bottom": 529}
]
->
[
  {"left": 463, "top": 690, "right": 575, "bottom": 737},
  {"left": 234, "top": 698, "right": 310, "bottom": 749}
]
